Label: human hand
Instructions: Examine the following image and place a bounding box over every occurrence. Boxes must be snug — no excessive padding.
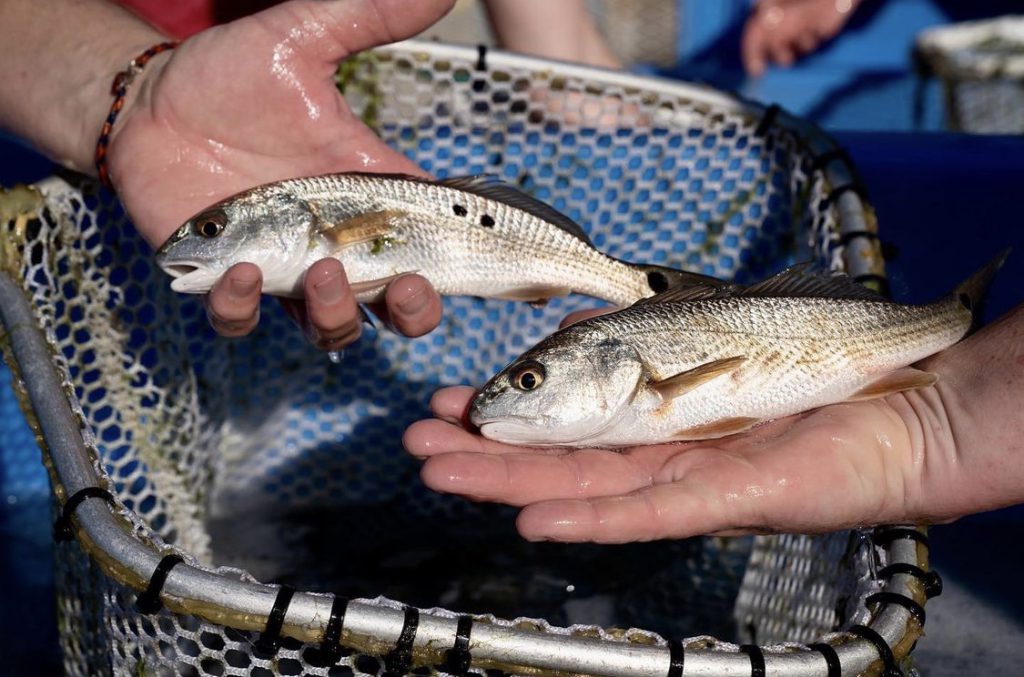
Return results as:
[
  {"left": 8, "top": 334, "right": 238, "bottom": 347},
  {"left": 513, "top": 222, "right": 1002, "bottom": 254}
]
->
[
  {"left": 404, "top": 306, "right": 1024, "bottom": 543},
  {"left": 105, "top": 0, "right": 452, "bottom": 348},
  {"left": 742, "top": 0, "right": 860, "bottom": 78}
]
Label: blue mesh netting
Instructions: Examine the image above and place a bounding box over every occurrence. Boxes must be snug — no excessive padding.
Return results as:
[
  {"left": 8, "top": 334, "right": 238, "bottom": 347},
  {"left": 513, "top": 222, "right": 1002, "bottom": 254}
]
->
[{"left": 0, "top": 42, "right": 874, "bottom": 676}]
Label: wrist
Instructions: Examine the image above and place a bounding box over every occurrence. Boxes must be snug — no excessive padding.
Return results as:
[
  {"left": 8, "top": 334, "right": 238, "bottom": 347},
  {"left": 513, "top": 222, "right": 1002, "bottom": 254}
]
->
[
  {"left": 913, "top": 304, "right": 1024, "bottom": 519},
  {"left": 0, "top": 0, "right": 166, "bottom": 174},
  {"left": 97, "top": 43, "right": 177, "bottom": 188}
]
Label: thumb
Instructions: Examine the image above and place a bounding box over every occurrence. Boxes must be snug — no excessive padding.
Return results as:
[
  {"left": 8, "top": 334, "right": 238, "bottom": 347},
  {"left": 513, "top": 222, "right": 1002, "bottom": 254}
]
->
[{"left": 260, "top": 0, "right": 457, "bottom": 63}]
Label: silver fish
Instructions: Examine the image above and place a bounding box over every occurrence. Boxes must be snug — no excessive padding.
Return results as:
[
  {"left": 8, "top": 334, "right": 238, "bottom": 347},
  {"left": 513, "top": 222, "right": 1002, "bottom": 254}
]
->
[
  {"left": 469, "top": 252, "right": 1008, "bottom": 447},
  {"left": 155, "top": 173, "right": 723, "bottom": 305}
]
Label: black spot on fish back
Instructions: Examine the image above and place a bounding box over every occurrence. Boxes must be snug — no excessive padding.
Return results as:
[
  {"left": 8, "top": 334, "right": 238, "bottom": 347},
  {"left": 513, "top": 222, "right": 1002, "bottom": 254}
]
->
[
  {"left": 647, "top": 270, "right": 669, "bottom": 294},
  {"left": 480, "top": 214, "right": 495, "bottom": 228},
  {"left": 452, "top": 204, "right": 467, "bottom": 217}
]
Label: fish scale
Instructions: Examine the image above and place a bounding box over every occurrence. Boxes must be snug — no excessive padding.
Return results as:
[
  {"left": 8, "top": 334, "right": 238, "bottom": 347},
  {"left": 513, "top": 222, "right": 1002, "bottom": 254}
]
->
[
  {"left": 156, "top": 172, "right": 724, "bottom": 305},
  {"left": 470, "top": 252, "right": 1007, "bottom": 448}
]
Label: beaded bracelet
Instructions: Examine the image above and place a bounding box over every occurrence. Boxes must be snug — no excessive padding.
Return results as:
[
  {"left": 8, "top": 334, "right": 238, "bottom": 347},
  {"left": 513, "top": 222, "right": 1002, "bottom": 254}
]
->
[{"left": 94, "top": 41, "right": 178, "bottom": 189}]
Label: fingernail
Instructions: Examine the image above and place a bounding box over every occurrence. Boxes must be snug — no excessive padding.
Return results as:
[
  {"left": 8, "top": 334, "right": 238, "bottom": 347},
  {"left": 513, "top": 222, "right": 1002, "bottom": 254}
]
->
[
  {"left": 397, "top": 285, "right": 430, "bottom": 316},
  {"left": 314, "top": 269, "right": 345, "bottom": 304},
  {"left": 229, "top": 277, "right": 259, "bottom": 298}
]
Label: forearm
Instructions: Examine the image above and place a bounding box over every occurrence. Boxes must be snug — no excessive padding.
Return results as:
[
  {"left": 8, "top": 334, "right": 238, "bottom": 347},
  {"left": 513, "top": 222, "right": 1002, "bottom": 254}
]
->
[
  {"left": 916, "top": 302, "right": 1024, "bottom": 518},
  {"left": 0, "top": 0, "right": 164, "bottom": 173},
  {"left": 482, "top": 0, "right": 620, "bottom": 68}
]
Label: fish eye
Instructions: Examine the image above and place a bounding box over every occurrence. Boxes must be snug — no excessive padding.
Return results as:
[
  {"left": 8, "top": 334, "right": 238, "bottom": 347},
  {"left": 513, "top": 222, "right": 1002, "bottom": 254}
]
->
[
  {"left": 510, "top": 360, "right": 545, "bottom": 391},
  {"left": 193, "top": 210, "right": 227, "bottom": 238}
]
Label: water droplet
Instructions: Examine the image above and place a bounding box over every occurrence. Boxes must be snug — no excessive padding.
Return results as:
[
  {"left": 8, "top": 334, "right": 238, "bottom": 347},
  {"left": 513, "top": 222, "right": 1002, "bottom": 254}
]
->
[{"left": 327, "top": 351, "right": 344, "bottom": 364}]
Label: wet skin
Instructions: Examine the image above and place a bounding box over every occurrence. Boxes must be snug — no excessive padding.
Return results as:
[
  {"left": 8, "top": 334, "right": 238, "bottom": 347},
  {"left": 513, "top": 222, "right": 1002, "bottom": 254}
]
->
[{"left": 105, "top": 0, "right": 454, "bottom": 347}]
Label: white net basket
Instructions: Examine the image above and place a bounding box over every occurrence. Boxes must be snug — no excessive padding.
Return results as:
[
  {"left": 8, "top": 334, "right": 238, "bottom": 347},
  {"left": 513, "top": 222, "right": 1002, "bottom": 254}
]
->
[
  {"left": 0, "top": 41, "right": 938, "bottom": 677},
  {"left": 915, "top": 15, "right": 1024, "bottom": 133}
]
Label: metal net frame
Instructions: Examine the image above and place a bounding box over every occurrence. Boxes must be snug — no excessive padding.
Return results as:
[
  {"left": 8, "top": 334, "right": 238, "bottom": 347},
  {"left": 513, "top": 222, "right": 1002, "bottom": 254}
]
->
[
  {"left": 915, "top": 15, "right": 1024, "bottom": 133},
  {"left": 0, "top": 41, "right": 940, "bottom": 676}
]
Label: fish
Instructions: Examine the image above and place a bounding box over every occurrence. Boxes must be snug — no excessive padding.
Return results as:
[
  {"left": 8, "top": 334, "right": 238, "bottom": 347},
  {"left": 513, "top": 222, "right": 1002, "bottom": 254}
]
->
[
  {"left": 468, "top": 251, "right": 1009, "bottom": 448},
  {"left": 155, "top": 173, "right": 727, "bottom": 306}
]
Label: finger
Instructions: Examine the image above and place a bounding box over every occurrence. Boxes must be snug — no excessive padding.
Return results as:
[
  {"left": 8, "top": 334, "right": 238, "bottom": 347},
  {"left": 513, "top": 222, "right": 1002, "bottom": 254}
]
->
[
  {"left": 419, "top": 449, "right": 654, "bottom": 505},
  {"left": 303, "top": 258, "right": 363, "bottom": 350},
  {"left": 405, "top": 419, "right": 567, "bottom": 458},
  {"left": 740, "top": 19, "right": 767, "bottom": 77},
  {"left": 559, "top": 307, "right": 614, "bottom": 329},
  {"left": 768, "top": 41, "right": 796, "bottom": 69},
  {"left": 515, "top": 406, "right": 904, "bottom": 543},
  {"left": 794, "top": 32, "right": 819, "bottom": 55},
  {"left": 265, "top": 0, "right": 456, "bottom": 64},
  {"left": 381, "top": 274, "right": 443, "bottom": 338},
  {"left": 516, "top": 481, "right": 730, "bottom": 543},
  {"left": 429, "top": 386, "right": 476, "bottom": 424},
  {"left": 205, "top": 262, "right": 262, "bottom": 337}
]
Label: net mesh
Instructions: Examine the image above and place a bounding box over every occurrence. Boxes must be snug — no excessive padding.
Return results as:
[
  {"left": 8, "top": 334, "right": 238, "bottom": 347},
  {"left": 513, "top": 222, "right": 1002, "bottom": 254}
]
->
[{"left": 0, "top": 42, "right": 884, "bottom": 675}]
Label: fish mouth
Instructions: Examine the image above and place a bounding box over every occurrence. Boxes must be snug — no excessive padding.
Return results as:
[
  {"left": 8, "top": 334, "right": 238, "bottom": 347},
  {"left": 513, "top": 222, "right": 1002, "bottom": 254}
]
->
[
  {"left": 477, "top": 420, "right": 554, "bottom": 446},
  {"left": 162, "top": 262, "right": 201, "bottom": 279},
  {"left": 159, "top": 261, "right": 220, "bottom": 293}
]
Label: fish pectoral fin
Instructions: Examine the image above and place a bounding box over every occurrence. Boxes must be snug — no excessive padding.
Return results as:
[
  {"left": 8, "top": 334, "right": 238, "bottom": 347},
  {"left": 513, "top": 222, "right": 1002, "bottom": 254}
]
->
[
  {"left": 348, "top": 272, "right": 416, "bottom": 302},
  {"left": 317, "top": 209, "right": 406, "bottom": 247},
  {"left": 651, "top": 356, "right": 746, "bottom": 400},
  {"left": 846, "top": 368, "right": 939, "bottom": 402},
  {"left": 494, "top": 286, "right": 573, "bottom": 303},
  {"left": 673, "top": 416, "right": 761, "bottom": 441}
]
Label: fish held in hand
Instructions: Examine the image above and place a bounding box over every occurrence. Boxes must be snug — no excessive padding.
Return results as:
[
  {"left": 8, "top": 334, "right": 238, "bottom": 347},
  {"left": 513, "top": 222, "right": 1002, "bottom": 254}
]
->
[
  {"left": 469, "top": 251, "right": 1009, "bottom": 448},
  {"left": 155, "top": 173, "right": 720, "bottom": 305}
]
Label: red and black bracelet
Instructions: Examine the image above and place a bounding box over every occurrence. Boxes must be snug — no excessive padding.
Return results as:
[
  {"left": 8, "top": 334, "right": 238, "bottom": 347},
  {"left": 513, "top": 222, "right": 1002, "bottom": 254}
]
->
[{"left": 94, "top": 41, "right": 178, "bottom": 189}]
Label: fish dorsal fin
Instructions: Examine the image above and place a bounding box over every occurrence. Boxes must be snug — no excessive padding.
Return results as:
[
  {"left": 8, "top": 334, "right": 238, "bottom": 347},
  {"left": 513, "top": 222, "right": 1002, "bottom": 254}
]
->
[
  {"left": 632, "top": 283, "right": 739, "bottom": 306},
  {"left": 742, "top": 264, "right": 886, "bottom": 301},
  {"left": 440, "top": 175, "right": 593, "bottom": 245},
  {"left": 651, "top": 356, "right": 746, "bottom": 400},
  {"left": 635, "top": 263, "right": 886, "bottom": 306}
]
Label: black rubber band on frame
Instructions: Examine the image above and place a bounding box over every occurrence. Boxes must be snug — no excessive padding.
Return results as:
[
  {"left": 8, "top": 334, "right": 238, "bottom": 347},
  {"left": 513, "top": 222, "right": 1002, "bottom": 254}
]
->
[
  {"left": 315, "top": 595, "right": 348, "bottom": 666},
  {"left": 811, "top": 148, "right": 853, "bottom": 173},
  {"left": 873, "top": 527, "right": 930, "bottom": 548},
  {"left": 755, "top": 103, "right": 781, "bottom": 136},
  {"left": 739, "top": 644, "right": 766, "bottom": 677},
  {"left": 867, "top": 592, "right": 926, "bottom": 625},
  {"left": 808, "top": 643, "right": 841, "bottom": 677},
  {"left": 134, "top": 553, "right": 184, "bottom": 614},
  {"left": 849, "top": 625, "right": 901, "bottom": 676},
  {"left": 384, "top": 606, "right": 420, "bottom": 676},
  {"left": 444, "top": 614, "right": 474, "bottom": 676},
  {"left": 256, "top": 584, "right": 296, "bottom": 654},
  {"left": 666, "top": 639, "right": 685, "bottom": 677},
  {"left": 54, "top": 486, "right": 115, "bottom": 541},
  {"left": 878, "top": 563, "right": 943, "bottom": 598},
  {"left": 476, "top": 44, "right": 488, "bottom": 71},
  {"left": 838, "top": 230, "right": 879, "bottom": 247}
]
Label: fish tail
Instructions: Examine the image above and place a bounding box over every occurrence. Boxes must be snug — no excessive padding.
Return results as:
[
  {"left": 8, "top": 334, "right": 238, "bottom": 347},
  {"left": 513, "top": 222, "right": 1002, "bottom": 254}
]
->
[
  {"left": 951, "top": 247, "right": 1010, "bottom": 331},
  {"left": 625, "top": 261, "right": 738, "bottom": 296}
]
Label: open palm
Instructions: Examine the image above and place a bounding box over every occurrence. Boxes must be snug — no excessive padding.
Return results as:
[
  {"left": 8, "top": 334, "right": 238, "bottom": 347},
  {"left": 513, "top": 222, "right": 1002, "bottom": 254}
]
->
[
  {"left": 105, "top": 0, "right": 453, "bottom": 344},
  {"left": 404, "top": 332, "right": 998, "bottom": 544}
]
